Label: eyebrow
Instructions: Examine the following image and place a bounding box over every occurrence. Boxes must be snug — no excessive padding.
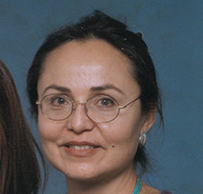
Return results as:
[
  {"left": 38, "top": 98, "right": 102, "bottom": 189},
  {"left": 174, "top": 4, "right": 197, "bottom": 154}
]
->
[
  {"left": 42, "top": 84, "right": 71, "bottom": 95},
  {"left": 90, "top": 84, "right": 124, "bottom": 95},
  {"left": 42, "top": 84, "right": 124, "bottom": 96}
]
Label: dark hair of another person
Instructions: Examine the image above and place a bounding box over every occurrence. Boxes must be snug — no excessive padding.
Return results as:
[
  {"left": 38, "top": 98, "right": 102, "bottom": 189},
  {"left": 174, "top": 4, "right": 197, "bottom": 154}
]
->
[
  {"left": 27, "top": 10, "right": 163, "bottom": 175},
  {"left": 0, "top": 60, "right": 46, "bottom": 194}
]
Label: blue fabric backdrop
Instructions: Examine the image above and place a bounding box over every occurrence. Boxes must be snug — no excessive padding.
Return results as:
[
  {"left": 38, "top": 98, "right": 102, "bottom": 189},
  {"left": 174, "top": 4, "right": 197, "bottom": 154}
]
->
[{"left": 0, "top": 1, "right": 202, "bottom": 193}]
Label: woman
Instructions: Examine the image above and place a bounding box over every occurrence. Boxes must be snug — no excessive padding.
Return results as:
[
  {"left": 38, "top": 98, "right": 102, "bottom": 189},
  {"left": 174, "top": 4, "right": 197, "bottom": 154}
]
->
[
  {"left": 0, "top": 60, "right": 45, "bottom": 194},
  {"left": 27, "top": 11, "right": 171, "bottom": 194}
]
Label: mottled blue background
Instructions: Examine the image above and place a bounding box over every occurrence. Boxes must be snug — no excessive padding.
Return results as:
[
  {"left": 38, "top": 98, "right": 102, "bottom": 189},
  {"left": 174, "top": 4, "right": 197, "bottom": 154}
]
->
[{"left": 0, "top": 1, "right": 202, "bottom": 194}]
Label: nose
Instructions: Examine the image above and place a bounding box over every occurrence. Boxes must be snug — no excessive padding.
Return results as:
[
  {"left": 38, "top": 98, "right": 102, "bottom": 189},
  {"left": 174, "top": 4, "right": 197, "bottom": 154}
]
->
[{"left": 66, "top": 101, "right": 95, "bottom": 134}]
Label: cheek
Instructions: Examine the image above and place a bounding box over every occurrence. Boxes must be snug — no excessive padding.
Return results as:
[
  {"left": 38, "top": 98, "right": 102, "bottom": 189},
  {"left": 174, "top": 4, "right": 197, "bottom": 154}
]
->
[
  {"left": 38, "top": 112, "right": 64, "bottom": 144},
  {"left": 98, "top": 118, "right": 141, "bottom": 168},
  {"left": 100, "top": 114, "right": 143, "bottom": 149}
]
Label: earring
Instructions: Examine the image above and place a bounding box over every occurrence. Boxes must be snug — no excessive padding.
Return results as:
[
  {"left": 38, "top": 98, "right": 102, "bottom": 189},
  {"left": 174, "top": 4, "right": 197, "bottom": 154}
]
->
[{"left": 138, "top": 133, "right": 147, "bottom": 147}]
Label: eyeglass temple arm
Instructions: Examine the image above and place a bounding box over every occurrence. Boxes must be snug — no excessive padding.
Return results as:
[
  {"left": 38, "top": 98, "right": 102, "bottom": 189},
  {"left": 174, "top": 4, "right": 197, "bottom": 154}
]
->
[{"left": 118, "top": 96, "right": 140, "bottom": 109}]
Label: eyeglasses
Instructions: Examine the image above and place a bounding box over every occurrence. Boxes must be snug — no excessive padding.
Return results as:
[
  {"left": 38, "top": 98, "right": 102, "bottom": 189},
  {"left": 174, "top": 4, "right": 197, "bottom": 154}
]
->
[{"left": 36, "top": 94, "right": 140, "bottom": 123}]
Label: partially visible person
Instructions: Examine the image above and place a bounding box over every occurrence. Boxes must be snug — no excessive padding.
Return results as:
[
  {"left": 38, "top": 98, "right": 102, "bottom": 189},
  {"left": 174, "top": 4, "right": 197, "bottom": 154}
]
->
[
  {"left": 0, "top": 60, "right": 46, "bottom": 194},
  {"left": 27, "top": 11, "right": 172, "bottom": 194}
]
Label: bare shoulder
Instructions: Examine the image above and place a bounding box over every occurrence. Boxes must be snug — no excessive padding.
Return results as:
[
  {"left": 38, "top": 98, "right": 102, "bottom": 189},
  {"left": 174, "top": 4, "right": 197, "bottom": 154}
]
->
[{"left": 140, "top": 182, "right": 160, "bottom": 194}]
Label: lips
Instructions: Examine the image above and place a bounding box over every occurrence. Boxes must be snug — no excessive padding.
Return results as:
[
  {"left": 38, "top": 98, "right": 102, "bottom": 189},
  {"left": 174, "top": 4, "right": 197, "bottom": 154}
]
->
[
  {"left": 68, "top": 145, "right": 96, "bottom": 150},
  {"left": 63, "top": 141, "right": 100, "bottom": 157},
  {"left": 65, "top": 141, "right": 99, "bottom": 148}
]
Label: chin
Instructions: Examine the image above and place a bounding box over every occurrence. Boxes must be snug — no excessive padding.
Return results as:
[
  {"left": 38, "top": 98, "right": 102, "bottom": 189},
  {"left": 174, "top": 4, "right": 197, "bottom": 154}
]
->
[
  {"left": 64, "top": 164, "right": 121, "bottom": 185},
  {"left": 65, "top": 167, "right": 102, "bottom": 182}
]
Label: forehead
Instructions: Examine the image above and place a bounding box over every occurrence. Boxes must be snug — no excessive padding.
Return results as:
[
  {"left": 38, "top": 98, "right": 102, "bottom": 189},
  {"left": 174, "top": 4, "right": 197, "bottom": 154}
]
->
[
  {"left": 38, "top": 39, "right": 139, "bottom": 96},
  {"left": 43, "top": 39, "right": 133, "bottom": 75}
]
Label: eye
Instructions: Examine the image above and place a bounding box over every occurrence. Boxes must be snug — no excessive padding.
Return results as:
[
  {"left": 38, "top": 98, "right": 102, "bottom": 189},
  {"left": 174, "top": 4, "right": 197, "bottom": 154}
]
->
[
  {"left": 97, "top": 96, "right": 116, "bottom": 108},
  {"left": 45, "top": 94, "right": 71, "bottom": 107},
  {"left": 51, "top": 96, "right": 67, "bottom": 106}
]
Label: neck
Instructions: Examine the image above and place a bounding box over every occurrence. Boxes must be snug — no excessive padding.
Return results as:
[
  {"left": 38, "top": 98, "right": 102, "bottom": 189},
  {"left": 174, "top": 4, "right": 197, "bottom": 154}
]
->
[{"left": 66, "top": 166, "right": 138, "bottom": 194}]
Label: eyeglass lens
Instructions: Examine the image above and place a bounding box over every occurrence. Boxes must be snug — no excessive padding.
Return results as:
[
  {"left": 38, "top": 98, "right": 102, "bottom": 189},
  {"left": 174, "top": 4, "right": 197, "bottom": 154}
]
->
[{"left": 39, "top": 94, "right": 120, "bottom": 123}]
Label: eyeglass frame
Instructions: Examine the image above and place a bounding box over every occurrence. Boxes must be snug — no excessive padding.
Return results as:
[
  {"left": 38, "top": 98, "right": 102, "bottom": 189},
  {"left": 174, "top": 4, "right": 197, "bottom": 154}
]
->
[{"left": 36, "top": 94, "right": 140, "bottom": 123}]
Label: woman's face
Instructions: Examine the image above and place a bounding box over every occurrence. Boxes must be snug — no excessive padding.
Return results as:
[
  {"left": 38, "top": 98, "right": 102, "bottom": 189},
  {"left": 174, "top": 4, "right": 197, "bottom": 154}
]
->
[{"left": 37, "top": 39, "right": 155, "bottom": 183}]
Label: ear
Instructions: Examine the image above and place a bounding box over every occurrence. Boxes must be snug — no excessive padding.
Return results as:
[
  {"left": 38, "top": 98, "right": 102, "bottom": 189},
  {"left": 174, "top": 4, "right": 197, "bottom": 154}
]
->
[{"left": 140, "top": 109, "right": 157, "bottom": 134}]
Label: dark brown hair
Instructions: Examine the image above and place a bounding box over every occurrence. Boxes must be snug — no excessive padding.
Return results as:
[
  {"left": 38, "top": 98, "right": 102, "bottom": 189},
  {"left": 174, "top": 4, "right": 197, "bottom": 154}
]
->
[
  {"left": 27, "top": 10, "right": 163, "bottom": 175},
  {"left": 0, "top": 60, "right": 46, "bottom": 194}
]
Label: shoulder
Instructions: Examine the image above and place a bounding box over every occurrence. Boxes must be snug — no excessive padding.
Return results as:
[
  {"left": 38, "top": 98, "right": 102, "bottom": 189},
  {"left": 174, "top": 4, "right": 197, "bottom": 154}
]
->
[
  {"left": 141, "top": 182, "right": 160, "bottom": 193},
  {"left": 141, "top": 182, "right": 172, "bottom": 194}
]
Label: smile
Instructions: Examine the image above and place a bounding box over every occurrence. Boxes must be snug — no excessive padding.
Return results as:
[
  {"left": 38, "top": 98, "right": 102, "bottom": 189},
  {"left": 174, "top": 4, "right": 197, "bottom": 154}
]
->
[
  {"left": 63, "top": 141, "right": 100, "bottom": 157},
  {"left": 67, "top": 145, "right": 97, "bottom": 150}
]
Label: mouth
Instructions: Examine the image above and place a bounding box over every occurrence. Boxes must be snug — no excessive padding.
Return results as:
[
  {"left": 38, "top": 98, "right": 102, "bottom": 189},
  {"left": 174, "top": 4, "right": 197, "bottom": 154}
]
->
[
  {"left": 64, "top": 141, "right": 100, "bottom": 150},
  {"left": 63, "top": 142, "right": 100, "bottom": 157},
  {"left": 66, "top": 145, "right": 99, "bottom": 150}
]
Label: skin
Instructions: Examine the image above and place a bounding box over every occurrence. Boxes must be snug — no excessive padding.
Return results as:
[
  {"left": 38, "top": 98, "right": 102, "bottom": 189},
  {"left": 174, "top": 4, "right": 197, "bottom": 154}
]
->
[{"left": 37, "top": 39, "right": 158, "bottom": 194}]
